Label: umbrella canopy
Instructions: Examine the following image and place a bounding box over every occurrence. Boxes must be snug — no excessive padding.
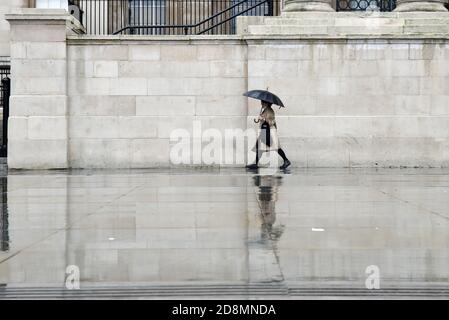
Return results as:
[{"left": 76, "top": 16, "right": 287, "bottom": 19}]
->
[{"left": 243, "top": 90, "right": 285, "bottom": 108}]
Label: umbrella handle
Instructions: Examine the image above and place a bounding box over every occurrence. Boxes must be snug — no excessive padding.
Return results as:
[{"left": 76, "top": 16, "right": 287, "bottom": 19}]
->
[{"left": 254, "top": 118, "right": 260, "bottom": 123}]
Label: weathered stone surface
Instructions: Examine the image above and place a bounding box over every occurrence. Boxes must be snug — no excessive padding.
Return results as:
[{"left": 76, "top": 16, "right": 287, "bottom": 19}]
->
[
  {"left": 5, "top": 9, "right": 76, "bottom": 169},
  {"left": 6, "top": 9, "right": 449, "bottom": 169},
  {"left": 395, "top": 0, "right": 449, "bottom": 12},
  {"left": 283, "top": 0, "right": 335, "bottom": 12}
]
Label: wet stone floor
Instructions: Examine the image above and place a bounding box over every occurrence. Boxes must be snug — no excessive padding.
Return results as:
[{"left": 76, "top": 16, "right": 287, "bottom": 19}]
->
[{"left": 0, "top": 167, "right": 449, "bottom": 299}]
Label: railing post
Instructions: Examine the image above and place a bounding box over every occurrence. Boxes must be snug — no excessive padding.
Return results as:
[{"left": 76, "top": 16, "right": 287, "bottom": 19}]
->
[
  {"left": 268, "top": 0, "right": 274, "bottom": 16},
  {"left": 1, "top": 77, "right": 10, "bottom": 158}
]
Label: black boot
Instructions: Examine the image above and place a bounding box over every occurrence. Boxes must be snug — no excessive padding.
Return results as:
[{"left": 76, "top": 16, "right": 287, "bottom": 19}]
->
[
  {"left": 278, "top": 149, "right": 291, "bottom": 169},
  {"left": 246, "top": 163, "right": 259, "bottom": 170},
  {"left": 247, "top": 142, "right": 261, "bottom": 170},
  {"left": 280, "top": 159, "right": 291, "bottom": 170}
]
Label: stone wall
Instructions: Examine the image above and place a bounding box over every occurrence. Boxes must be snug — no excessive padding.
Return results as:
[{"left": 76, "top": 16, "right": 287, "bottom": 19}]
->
[
  {"left": 247, "top": 40, "right": 449, "bottom": 167},
  {"left": 0, "top": 0, "right": 28, "bottom": 56},
  {"left": 67, "top": 38, "right": 248, "bottom": 168},
  {"left": 5, "top": 9, "right": 449, "bottom": 169}
]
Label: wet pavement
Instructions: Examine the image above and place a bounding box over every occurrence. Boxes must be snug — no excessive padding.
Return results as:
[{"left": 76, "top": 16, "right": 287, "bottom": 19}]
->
[{"left": 0, "top": 167, "right": 449, "bottom": 299}]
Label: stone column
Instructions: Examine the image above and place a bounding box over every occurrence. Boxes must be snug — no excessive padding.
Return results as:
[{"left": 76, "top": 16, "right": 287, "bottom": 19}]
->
[
  {"left": 394, "top": 0, "right": 449, "bottom": 11},
  {"left": 283, "top": 0, "right": 335, "bottom": 12},
  {"left": 5, "top": 9, "right": 83, "bottom": 169}
]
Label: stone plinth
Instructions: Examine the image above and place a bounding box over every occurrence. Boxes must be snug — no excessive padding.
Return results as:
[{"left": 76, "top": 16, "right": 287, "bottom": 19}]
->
[
  {"left": 283, "top": 0, "right": 335, "bottom": 12},
  {"left": 238, "top": 11, "right": 449, "bottom": 36},
  {"left": 395, "top": 0, "right": 448, "bottom": 12},
  {"left": 5, "top": 9, "right": 84, "bottom": 169}
]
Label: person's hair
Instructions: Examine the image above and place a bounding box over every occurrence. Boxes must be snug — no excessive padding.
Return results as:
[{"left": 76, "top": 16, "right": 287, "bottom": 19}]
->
[{"left": 262, "top": 101, "right": 273, "bottom": 107}]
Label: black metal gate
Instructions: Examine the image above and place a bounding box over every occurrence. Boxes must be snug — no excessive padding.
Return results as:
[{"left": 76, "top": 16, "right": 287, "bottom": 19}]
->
[
  {"left": 337, "top": 0, "right": 396, "bottom": 11},
  {"left": 0, "top": 58, "right": 11, "bottom": 158}
]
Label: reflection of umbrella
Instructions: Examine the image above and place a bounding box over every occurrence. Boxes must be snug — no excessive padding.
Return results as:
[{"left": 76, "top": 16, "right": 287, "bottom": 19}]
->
[{"left": 243, "top": 90, "right": 285, "bottom": 108}]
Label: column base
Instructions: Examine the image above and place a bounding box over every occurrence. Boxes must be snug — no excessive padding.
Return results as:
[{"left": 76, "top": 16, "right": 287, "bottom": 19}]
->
[
  {"left": 394, "top": 2, "right": 448, "bottom": 12},
  {"left": 283, "top": 2, "right": 335, "bottom": 12}
]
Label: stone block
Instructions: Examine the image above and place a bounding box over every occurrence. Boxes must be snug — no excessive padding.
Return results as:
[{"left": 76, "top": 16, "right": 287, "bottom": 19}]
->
[
  {"left": 13, "top": 77, "right": 66, "bottom": 95},
  {"left": 160, "top": 61, "right": 210, "bottom": 78},
  {"left": 209, "top": 61, "right": 246, "bottom": 78},
  {"left": 385, "top": 44, "right": 410, "bottom": 60},
  {"left": 8, "top": 116, "right": 28, "bottom": 140},
  {"left": 160, "top": 45, "right": 197, "bottom": 61},
  {"left": 247, "top": 45, "right": 265, "bottom": 60},
  {"left": 136, "top": 96, "right": 195, "bottom": 116},
  {"left": 109, "top": 78, "right": 148, "bottom": 96},
  {"left": 197, "top": 45, "right": 246, "bottom": 61},
  {"left": 69, "top": 139, "right": 130, "bottom": 168},
  {"left": 69, "top": 116, "right": 120, "bottom": 139},
  {"left": 380, "top": 60, "right": 430, "bottom": 77},
  {"left": 156, "top": 116, "right": 195, "bottom": 138},
  {"left": 70, "top": 45, "right": 129, "bottom": 61},
  {"left": 130, "top": 139, "right": 170, "bottom": 168},
  {"left": 118, "top": 61, "right": 161, "bottom": 78},
  {"left": 128, "top": 45, "right": 161, "bottom": 61},
  {"left": 25, "top": 42, "right": 66, "bottom": 59},
  {"left": 8, "top": 139, "right": 68, "bottom": 169},
  {"left": 248, "top": 60, "right": 298, "bottom": 77},
  {"left": 68, "top": 60, "right": 94, "bottom": 78},
  {"left": 69, "top": 96, "right": 136, "bottom": 116},
  {"left": 334, "top": 116, "right": 373, "bottom": 137},
  {"left": 265, "top": 45, "right": 313, "bottom": 60},
  {"left": 430, "top": 95, "right": 449, "bottom": 115},
  {"left": 10, "top": 42, "right": 26, "bottom": 58},
  {"left": 195, "top": 95, "right": 246, "bottom": 116},
  {"left": 12, "top": 59, "right": 66, "bottom": 78},
  {"left": 10, "top": 95, "right": 67, "bottom": 117},
  {"left": 118, "top": 116, "right": 158, "bottom": 138},
  {"left": 10, "top": 23, "right": 67, "bottom": 42},
  {"left": 93, "top": 61, "right": 118, "bottom": 78},
  {"left": 147, "top": 78, "right": 202, "bottom": 96},
  {"left": 28, "top": 116, "right": 67, "bottom": 140},
  {"left": 199, "top": 78, "right": 246, "bottom": 95}
]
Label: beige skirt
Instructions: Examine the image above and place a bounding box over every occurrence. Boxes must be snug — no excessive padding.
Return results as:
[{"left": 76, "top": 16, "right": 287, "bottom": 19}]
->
[{"left": 257, "top": 125, "right": 280, "bottom": 152}]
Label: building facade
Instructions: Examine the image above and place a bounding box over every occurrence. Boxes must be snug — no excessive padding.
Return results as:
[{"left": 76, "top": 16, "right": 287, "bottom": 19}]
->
[{"left": 2, "top": 0, "right": 449, "bottom": 169}]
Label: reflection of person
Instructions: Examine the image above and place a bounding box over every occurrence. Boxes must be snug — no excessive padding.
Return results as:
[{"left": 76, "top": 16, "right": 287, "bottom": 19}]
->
[
  {"left": 0, "top": 177, "right": 8, "bottom": 252},
  {"left": 253, "top": 175, "right": 284, "bottom": 242},
  {"left": 246, "top": 101, "right": 291, "bottom": 170}
]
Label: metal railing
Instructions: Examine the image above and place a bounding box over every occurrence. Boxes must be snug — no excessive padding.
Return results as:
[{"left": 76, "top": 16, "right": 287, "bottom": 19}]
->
[
  {"left": 71, "top": 0, "right": 281, "bottom": 35},
  {"left": 0, "top": 58, "right": 10, "bottom": 110},
  {"left": 0, "top": 57, "right": 10, "bottom": 158},
  {"left": 0, "top": 177, "right": 8, "bottom": 252},
  {"left": 336, "top": 0, "right": 396, "bottom": 11}
]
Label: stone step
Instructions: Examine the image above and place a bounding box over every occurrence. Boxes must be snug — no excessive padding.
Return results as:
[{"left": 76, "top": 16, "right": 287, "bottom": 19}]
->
[
  {"left": 263, "top": 17, "right": 449, "bottom": 27},
  {"left": 403, "top": 24, "right": 449, "bottom": 34},
  {"left": 247, "top": 25, "right": 410, "bottom": 36},
  {"left": 263, "top": 17, "right": 337, "bottom": 26},
  {"left": 280, "top": 11, "right": 449, "bottom": 19},
  {"left": 247, "top": 25, "right": 330, "bottom": 35},
  {"left": 404, "top": 18, "right": 449, "bottom": 26}
]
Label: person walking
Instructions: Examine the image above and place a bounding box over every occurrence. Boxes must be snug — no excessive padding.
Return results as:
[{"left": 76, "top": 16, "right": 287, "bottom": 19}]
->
[{"left": 243, "top": 91, "right": 291, "bottom": 170}]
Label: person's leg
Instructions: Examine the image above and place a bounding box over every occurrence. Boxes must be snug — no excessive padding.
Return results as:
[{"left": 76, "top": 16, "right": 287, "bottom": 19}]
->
[
  {"left": 278, "top": 148, "right": 291, "bottom": 169},
  {"left": 256, "top": 141, "right": 261, "bottom": 165},
  {"left": 247, "top": 141, "right": 261, "bottom": 169},
  {"left": 277, "top": 148, "right": 288, "bottom": 162}
]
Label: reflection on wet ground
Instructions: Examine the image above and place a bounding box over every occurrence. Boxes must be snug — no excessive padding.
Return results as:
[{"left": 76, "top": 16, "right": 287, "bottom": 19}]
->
[{"left": 0, "top": 167, "right": 449, "bottom": 299}]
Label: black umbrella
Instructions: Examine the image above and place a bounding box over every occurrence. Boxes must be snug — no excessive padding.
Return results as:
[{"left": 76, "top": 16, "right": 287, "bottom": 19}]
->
[{"left": 243, "top": 89, "right": 285, "bottom": 108}]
